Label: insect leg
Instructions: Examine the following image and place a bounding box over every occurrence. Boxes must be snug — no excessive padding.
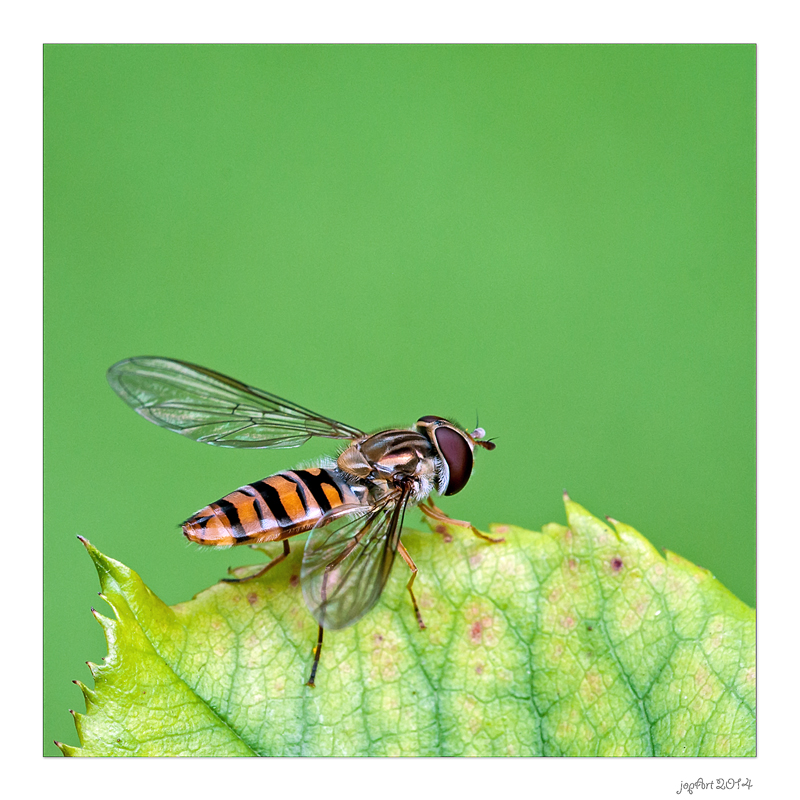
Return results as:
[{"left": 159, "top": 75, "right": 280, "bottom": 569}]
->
[
  {"left": 397, "top": 542, "right": 426, "bottom": 629},
  {"left": 305, "top": 538, "right": 356, "bottom": 688},
  {"left": 420, "top": 498, "right": 504, "bottom": 543},
  {"left": 306, "top": 625, "right": 324, "bottom": 688},
  {"left": 222, "top": 540, "right": 292, "bottom": 583}
]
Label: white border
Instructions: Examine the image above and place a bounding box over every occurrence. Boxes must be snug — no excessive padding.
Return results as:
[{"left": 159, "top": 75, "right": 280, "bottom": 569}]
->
[{"left": 7, "top": 1, "right": 797, "bottom": 797}]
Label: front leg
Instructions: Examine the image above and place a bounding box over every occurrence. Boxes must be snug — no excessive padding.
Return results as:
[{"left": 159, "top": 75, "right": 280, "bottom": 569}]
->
[{"left": 419, "top": 497, "right": 505, "bottom": 543}]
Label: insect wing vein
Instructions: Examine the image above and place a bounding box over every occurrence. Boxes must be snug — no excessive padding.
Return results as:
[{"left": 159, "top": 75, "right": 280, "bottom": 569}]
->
[
  {"left": 107, "top": 356, "right": 364, "bottom": 448},
  {"left": 300, "top": 487, "right": 412, "bottom": 631}
]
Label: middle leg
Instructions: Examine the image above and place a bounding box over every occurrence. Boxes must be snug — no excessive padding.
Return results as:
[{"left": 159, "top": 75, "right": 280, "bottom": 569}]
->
[
  {"left": 397, "top": 542, "right": 426, "bottom": 629},
  {"left": 306, "top": 624, "right": 324, "bottom": 688}
]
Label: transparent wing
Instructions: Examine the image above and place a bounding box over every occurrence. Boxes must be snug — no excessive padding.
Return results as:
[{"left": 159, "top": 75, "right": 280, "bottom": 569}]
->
[
  {"left": 300, "top": 486, "right": 413, "bottom": 630},
  {"left": 107, "top": 357, "right": 365, "bottom": 448}
]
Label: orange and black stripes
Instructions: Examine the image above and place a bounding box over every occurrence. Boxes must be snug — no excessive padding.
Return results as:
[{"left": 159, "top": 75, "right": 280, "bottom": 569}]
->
[
  {"left": 182, "top": 467, "right": 365, "bottom": 546},
  {"left": 292, "top": 468, "right": 345, "bottom": 513}
]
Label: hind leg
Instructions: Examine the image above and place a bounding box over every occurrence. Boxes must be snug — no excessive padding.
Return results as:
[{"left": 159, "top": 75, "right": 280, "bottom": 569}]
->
[{"left": 222, "top": 540, "right": 291, "bottom": 583}]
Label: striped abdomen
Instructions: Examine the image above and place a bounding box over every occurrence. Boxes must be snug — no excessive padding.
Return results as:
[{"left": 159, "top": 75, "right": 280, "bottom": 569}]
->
[{"left": 183, "top": 467, "right": 366, "bottom": 546}]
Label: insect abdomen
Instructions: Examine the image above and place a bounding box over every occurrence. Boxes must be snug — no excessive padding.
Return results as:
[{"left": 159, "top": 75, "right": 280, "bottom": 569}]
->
[{"left": 182, "top": 467, "right": 363, "bottom": 546}]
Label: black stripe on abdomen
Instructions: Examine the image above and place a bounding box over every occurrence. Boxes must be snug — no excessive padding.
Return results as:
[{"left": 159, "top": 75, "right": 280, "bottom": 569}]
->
[
  {"left": 280, "top": 472, "right": 309, "bottom": 514},
  {"left": 293, "top": 469, "right": 343, "bottom": 514},
  {"left": 239, "top": 485, "right": 269, "bottom": 528},
  {"left": 248, "top": 480, "right": 292, "bottom": 527},
  {"left": 214, "top": 498, "right": 249, "bottom": 541}
]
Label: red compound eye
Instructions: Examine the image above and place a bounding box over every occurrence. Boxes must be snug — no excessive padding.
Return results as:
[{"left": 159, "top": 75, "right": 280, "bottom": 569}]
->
[{"left": 434, "top": 426, "right": 473, "bottom": 496}]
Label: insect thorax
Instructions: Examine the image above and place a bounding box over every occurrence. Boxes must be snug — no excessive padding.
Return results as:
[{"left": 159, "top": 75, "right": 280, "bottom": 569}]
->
[{"left": 336, "top": 429, "right": 443, "bottom": 503}]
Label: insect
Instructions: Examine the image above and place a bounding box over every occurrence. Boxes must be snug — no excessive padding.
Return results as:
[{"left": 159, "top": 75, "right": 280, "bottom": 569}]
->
[{"left": 107, "top": 356, "right": 500, "bottom": 685}]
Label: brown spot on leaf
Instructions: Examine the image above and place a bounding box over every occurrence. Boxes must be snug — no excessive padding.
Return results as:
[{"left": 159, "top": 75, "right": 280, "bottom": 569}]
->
[
  {"left": 289, "top": 574, "right": 300, "bottom": 588},
  {"left": 470, "top": 621, "right": 483, "bottom": 643},
  {"left": 247, "top": 592, "right": 259, "bottom": 606},
  {"left": 435, "top": 524, "right": 453, "bottom": 542},
  {"left": 611, "top": 557, "right": 623, "bottom": 572},
  {"left": 475, "top": 664, "right": 484, "bottom": 675}
]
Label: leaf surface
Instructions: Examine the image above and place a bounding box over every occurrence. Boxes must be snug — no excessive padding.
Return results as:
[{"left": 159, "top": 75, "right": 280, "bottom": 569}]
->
[{"left": 59, "top": 496, "right": 755, "bottom": 756}]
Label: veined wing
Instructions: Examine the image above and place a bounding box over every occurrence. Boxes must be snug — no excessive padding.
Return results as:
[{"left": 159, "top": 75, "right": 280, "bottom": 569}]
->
[
  {"left": 107, "top": 357, "right": 365, "bottom": 448},
  {"left": 300, "top": 485, "right": 413, "bottom": 630}
]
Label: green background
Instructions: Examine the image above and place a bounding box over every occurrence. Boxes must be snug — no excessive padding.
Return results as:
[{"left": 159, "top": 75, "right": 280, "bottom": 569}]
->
[{"left": 44, "top": 44, "right": 755, "bottom": 756}]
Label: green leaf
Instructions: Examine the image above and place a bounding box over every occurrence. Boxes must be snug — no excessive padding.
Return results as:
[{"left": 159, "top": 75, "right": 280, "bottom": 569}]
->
[{"left": 57, "top": 495, "right": 755, "bottom": 757}]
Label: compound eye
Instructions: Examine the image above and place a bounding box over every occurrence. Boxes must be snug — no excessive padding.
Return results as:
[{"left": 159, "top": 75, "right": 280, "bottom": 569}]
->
[{"left": 434, "top": 427, "right": 474, "bottom": 496}]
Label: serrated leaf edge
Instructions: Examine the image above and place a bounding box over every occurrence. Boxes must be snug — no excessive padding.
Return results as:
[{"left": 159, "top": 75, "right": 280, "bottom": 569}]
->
[{"left": 61, "top": 537, "right": 259, "bottom": 757}]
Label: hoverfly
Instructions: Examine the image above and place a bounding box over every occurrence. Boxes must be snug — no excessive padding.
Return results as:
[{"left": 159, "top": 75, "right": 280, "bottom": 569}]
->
[{"left": 107, "top": 357, "right": 500, "bottom": 685}]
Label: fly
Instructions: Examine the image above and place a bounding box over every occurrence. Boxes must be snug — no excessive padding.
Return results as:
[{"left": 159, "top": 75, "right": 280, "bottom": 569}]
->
[{"left": 107, "top": 357, "right": 501, "bottom": 685}]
